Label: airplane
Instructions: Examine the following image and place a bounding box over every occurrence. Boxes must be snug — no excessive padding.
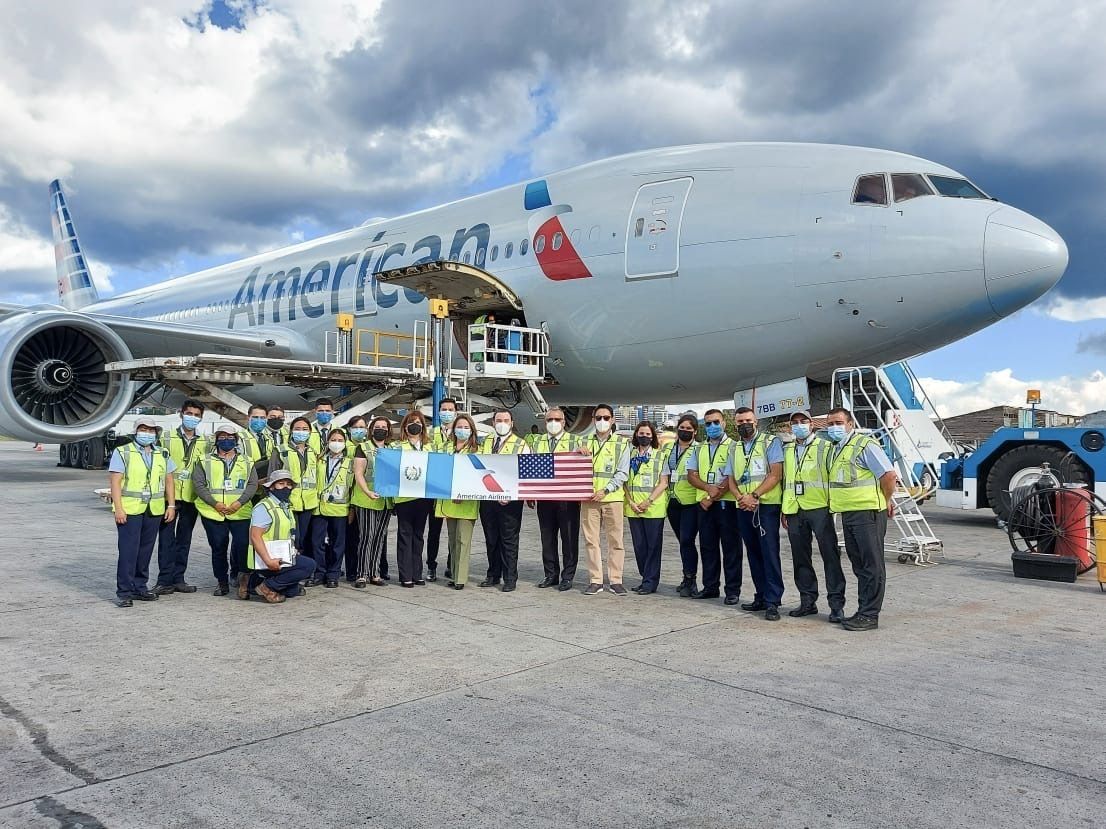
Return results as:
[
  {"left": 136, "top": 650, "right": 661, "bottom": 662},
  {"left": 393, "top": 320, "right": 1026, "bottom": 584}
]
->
[{"left": 0, "top": 142, "right": 1068, "bottom": 443}]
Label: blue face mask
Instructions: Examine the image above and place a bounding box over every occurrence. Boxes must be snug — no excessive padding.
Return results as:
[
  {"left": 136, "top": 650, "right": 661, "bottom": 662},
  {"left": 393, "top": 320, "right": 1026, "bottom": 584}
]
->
[
  {"left": 791, "top": 423, "right": 811, "bottom": 440},
  {"left": 269, "top": 487, "right": 292, "bottom": 503},
  {"left": 316, "top": 411, "right": 333, "bottom": 425},
  {"left": 291, "top": 430, "right": 309, "bottom": 444},
  {"left": 249, "top": 417, "right": 265, "bottom": 433},
  {"left": 181, "top": 414, "right": 201, "bottom": 430},
  {"left": 453, "top": 427, "right": 472, "bottom": 441},
  {"left": 439, "top": 410, "right": 456, "bottom": 424},
  {"left": 705, "top": 423, "right": 724, "bottom": 440},
  {"left": 135, "top": 432, "right": 156, "bottom": 446},
  {"left": 216, "top": 437, "right": 238, "bottom": 452},
  {"left": 350, "top": 428, "right": 367, "bottom": 441},
  {"left": 826, "top": 425, "right": 848, "bottom": 443}
]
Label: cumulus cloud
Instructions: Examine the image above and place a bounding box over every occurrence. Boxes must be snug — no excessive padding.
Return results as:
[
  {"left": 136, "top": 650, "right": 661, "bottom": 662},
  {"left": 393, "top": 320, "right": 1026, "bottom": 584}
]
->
[
  {"left": 1043, "top": 295, "right": 1106, "bottom": 322},
  {"left": 0, "top": 0, "right": 1104, "bottom": 305},
  {"left": 919, "top": 369, "right": 1106, "bottom": 417}
]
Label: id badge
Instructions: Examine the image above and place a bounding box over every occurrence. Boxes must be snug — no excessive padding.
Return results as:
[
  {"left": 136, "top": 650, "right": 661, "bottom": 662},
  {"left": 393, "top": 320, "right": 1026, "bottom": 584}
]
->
[
  {"left": 141, "top": 487, "right": 151, "bottom": 500},
  {"left": 332, "top": 485, "right": 345, "bottom": 500},
  {"left": 177, "top": 470, "right": 190, "bottom": 481},
  {"left": 604, "top": 463, "right": 613, "bottom": 474},
  {"left": 707, "top": 471, "right": 717, "bottom": 484},
  {"left": 836, "top": 469, "right": 845, "bottom": 484},
  {"left": 302, "top": 476, "right": 316, "bottom": 489},
  {"left": 795, "top": 482, "right": 805, "bottom": 496},
  {"left": 640, "top": 474, "right": 653, "bottom": 488},
  {"left": 750, "top": 459, "right": 766, "bottom": 476},
  {"left": 223, "top": 479, "right": 235, "bottom": 491}
]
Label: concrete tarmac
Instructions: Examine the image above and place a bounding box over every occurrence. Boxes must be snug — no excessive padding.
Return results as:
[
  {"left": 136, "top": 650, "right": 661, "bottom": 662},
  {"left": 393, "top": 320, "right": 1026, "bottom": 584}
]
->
[{"left": 1, "top": 441, "right": 1104, "bottom": 828}]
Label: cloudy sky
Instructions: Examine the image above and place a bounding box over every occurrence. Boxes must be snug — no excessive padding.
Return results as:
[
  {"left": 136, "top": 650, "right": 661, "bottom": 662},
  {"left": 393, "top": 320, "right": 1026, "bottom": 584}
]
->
[{"left": 1, "top": 0, "right": 1104, "bottom": 415}]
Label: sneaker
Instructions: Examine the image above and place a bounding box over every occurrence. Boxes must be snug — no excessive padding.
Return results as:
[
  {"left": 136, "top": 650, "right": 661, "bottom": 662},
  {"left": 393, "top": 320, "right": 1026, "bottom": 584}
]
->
[
  {"left": 133, "top": 592, "right": 158, "bottom": 602},
  {"left": 828, "top": 608, "right": 845, "bottom": 624},
  {"left": 115, "top": 597, "right": 133, "bottom": 608},
  {"left": 213, "top": 582, "right": 229, "bottom": 596},
  {"left": 841, "top": 614, "right": 879, "bottom": 631},
  {"left": 152, "top": 584, "right": 176, "bottom": 596},
  {"left": 583, "top": 583, "right": 604, "bottom": 595},
  {"left": 609, "top": 583, "right": 628, "bottom": 596},
  {"left": 173, "top": 582, "right": 198, "bottom": 593},
  {"left": 765, "top": 605, "right": 781, "bottom": 621},
  {"left": 676, "top": 577, "right": 696, "bottom": 598},
  {"left": 353, "top": 578, "right": 368, "bottom": 588},
  {"left": 427, "top": 568, "right": 437, "bottom": 582}
]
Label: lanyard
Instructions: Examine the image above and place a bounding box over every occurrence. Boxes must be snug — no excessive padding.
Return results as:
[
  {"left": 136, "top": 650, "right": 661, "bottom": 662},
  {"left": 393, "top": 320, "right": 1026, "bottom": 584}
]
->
[
  {"left": 669, "top": 444, "right": 688, "bottom": 473},
  {"left": 326, "top": 455, "right": 346, "bottom": 486},
  {"left": 133, "top": 446, "right": 155, "bottom": 488},
  {"left": 178, "top": 428, "right": 199, "bottom": 465}
]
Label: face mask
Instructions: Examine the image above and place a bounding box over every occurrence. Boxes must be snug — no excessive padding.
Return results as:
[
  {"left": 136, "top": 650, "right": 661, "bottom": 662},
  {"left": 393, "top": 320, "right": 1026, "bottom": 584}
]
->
[
  {"left": 181, "top": 414, "right": 201, "bottom": 430},
  {"left": 249, "top": 416, "right": 266, "bottom": 433},
  {"left": 705, "top": 423, "right": 723, "bottom": 440},
  {"left": 270, "top": 487, "right": 292, "bottom": 503},
  {"left": 406, "top": 422, "right": 423, "bottom": 436},
  {"left": 350, "top": 428, "right": 367, "bottom": 441},
  {"left": 454, "top": 427, "right": 472, "bottom": 441},
  {"left": 826, "top": 425, "right": 848, "bottom": 443},
  {"left": 328, "top": 440, "right": 346, "bottom": 454},
  {"left": 594, "top": 418, "right": 612, "bottom": 433},
  {"left": 316, "top": 411, "right": 333, "bottom": 425},
  {"left": 439, "top": 410, "right": 456, "bottom": 424},
  {"left": 737, "top": 423, "right": 756, "bottom": 440},
  {"left": 791, "top": 423, "right": 811, "bottom": 440},
  {"left": 494, "top": 422, "right": 512, "bottom": 436},
  {"left": 216, "top": 437, "right": 237, "bottom": 452},
  {"left": 546, "top": 420, "right": 564, "bottom": 436},
  {"left": 634, "top": 435, "right": 652, "bottom": 448},
  {"left": 267, "top": 417, "right": 284, "bottom": 431},
  {"left": 291, "top": 430, "right": 309, "bottom": 444},
  {"left": 677, "top": 429, "right": 695, "bottom": 443},
  {"left": 135, "top": 432, "right": 156, "bottom": 446},
  {"left": 372, "top": 427, "right": 390, "bottom": 442}
]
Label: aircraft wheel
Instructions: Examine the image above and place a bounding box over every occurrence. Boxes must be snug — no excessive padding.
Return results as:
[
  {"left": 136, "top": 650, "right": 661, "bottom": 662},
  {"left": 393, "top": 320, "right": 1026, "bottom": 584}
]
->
[
  {"left": 66, "top": 442, "right": 80, "bottom": 468},
  {"left": 59, "top": 443, "right": 71, "bottom": 467},
  {"left": 897, "top": 554, "right": 911, "bottom": 564}
]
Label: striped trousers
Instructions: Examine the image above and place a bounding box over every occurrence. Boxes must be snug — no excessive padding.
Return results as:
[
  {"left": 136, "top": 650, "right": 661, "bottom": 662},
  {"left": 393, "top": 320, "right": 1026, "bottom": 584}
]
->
[{"left": 353, "top": 506, "right": 391, "bottom": 581}]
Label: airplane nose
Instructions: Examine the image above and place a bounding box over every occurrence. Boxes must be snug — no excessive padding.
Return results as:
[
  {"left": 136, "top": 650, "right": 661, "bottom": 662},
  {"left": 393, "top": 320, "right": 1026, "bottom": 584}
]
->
[{"left": 984, "top": 206, "right": 1068, "bottom": 316}]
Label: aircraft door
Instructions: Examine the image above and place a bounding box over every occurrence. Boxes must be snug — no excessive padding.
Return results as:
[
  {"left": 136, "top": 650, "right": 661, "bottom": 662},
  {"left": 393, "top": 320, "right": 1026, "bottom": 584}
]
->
[{"left": 625, "top": 177, "right": 693, "bottom": 280}]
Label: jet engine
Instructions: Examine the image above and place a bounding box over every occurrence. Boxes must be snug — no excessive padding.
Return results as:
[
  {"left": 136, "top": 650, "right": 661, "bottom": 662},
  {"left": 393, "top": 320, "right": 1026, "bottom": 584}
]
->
[{"left": 0, "top": 309, "right": 135, "bottom": 443}]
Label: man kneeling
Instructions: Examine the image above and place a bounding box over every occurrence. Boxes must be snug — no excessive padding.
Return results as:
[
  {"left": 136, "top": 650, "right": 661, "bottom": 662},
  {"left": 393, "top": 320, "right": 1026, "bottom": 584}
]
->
[{"left": 248, "top": 471, "right": 316, "bottom": 603}]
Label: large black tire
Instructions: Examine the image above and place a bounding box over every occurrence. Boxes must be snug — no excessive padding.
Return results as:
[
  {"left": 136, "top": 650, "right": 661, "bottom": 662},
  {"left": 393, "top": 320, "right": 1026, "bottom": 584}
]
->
[
  {"left": 87, "top": 436, "right": 106, "bottom": 469},
  {"left": 58, "top": 443, "right": 70, "bottom": 467},
  {"left": 985, "top": 444, "right": 1089, "bottom": 522},
  {"left": 66, "top": 442, "right": 80, "bottom": 468}
]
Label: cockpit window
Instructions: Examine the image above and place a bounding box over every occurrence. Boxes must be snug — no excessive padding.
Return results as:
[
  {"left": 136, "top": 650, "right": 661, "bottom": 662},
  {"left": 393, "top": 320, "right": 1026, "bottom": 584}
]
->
[
  {"left": 927, "top": 175, "right": 988, "bottom": 199},
  {"left": 891, "top": 173, "right": 933, "bottom": 203},
  {"left": 852, "top": 174, "right": 888, "bottom": 206}
]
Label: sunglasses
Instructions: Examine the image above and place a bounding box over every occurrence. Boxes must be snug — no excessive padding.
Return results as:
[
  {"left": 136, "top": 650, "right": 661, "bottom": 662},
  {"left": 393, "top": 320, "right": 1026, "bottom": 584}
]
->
[
  {"left": 705, "top": 419, "right": 723, "bottom": 426},
  {"left": 595, "top": 416, "right": 612, "bottom": 421}
]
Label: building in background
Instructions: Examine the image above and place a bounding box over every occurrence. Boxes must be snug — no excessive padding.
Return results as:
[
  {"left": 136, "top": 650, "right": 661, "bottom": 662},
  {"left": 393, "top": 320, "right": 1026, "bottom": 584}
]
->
[
  {"left": 614, "top": 404, "right": 672, "bottom": 429},
  {"left": 944, "top": 405, "right": 1082, "bottom": 447}
]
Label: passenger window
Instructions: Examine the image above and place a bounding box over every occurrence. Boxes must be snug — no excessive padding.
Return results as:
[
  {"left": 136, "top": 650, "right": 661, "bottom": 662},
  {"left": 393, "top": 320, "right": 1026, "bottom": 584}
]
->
[
  {"left": 520, "top": 238, "right": 528, "bottom": 255},
  {"left": 891, "top": 173, "right": 932, "bottom": 203},
  {"left": 505, "top": 242, "right": 513, "bottom": 258},
  {"left": 490, "top": 245, "right": 498, "bottom": 262},
  {"left": 475, "top": 247, "right": 485, "bottom": 266},
  {"left": 852, "top": 174, "right": 888, "bottom": 206},
  {"left": 535, "top": 235, "right": 545, "bottom": 254},
  {"left": 552, "top": 232, "right": 562, "bottom": 251},
  {"left": 463, "top": 251, "right": 471, "bottom": 264},
  {"left": 634, "top": 217, "right": 645, "bottom": 237}
]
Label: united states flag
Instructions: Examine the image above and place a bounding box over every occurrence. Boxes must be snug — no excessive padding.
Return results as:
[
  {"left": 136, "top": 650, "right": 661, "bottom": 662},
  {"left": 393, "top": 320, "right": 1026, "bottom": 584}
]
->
[{"left": 518, "top": 452, "right": 595, "bottom": 500}]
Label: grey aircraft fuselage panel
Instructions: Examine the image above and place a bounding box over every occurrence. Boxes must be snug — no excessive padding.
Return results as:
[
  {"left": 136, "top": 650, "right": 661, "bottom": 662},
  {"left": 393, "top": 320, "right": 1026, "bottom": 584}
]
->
[{"left": 82, "top": 142, "right": 1067, "bottom": 406}]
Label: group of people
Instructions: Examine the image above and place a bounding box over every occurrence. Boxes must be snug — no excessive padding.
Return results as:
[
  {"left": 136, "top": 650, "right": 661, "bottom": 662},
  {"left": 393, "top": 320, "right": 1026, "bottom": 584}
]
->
[{"left": 109, "top": 395, "right": 898, "bottom": 630}]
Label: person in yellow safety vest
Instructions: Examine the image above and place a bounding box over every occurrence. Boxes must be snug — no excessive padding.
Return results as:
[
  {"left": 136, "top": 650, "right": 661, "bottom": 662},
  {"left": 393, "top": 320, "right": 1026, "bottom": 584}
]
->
[
  {"left": 580, "top": 403, "right": 631, "bottom": 595},
  {"left": 342, "top": 414, "right": 371, "bottom": 583},
  {"left": 391, "top": 410, "right": 433, "bottom": 587},
  {"left": 109, "top": 417, "right": 177, "bottom": 607},
  {"left": 307, "top": 397, "right": 337, "bottom": 454},
  {"left": 532, "top": 406, "right": 582, "bottom": 591},
  {"left": 478, "top": 409, "right": 530, "bottom": 592},
  {"left": 658, "top": 419, "right": 678, "bottom": 449},
  {"left": 247, "top": 470, "right": 317, "bottom": 603},
  {"left": 723, "top": 406, "right": 786, "bottom": 621},
  {"left": 825, "top": 406, "right": 899, "bottom": 632},
  {"left": 525, "top": 424, "right": 541, "bottom": 450},
  {"left": 781, "top": 410, "right": 846, "bottom": 623},
  {"left": 152, "top": 398, "right": 207, "bottom": 596},
  {"left": 664, "top": 413, "right": 701, "bottom": 597},
  {"left": 258, "top": 404, "right": 290, "bottom": 464},
  {"left": 436, "top": 413, "right": 482, "bottom": 589},
  {"left": 685, "top": 408, "right": 738, "bottom": 602},
  {"left": 240, "top": 404, "right": 274, "bottom": 476},
  {"left": 268, "top": 416, "right": 321, "bottom": 560},
  {"left": 350, "top": 415, "right": 394, "bottom": 587},
  {"left": 193, "top": 422, "right": 258, "bottom": 599},
  {"left": 426, "top": 397, "right": 459, "bottom": 582},
  {"left": 624, "top": 421, "right": 670, "bottom": 595},
  {"left": 309, "top": 426, "right": 353, "bottom": 589}
]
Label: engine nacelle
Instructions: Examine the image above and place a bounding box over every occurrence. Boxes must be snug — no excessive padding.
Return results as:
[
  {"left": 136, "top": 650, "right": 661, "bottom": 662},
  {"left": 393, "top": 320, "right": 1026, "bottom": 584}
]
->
[{"left": 0, "top": 310, "right": 135, "bottom": 443}]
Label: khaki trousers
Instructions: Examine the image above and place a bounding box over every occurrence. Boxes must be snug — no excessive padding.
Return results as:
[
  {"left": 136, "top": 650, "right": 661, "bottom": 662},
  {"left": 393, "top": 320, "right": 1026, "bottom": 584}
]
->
[
  {"left": 446, "top": 517, "right": 476, "bottom": 586},
  {"left": 581, "top": 500, "right": 625, "bottom": 584}
]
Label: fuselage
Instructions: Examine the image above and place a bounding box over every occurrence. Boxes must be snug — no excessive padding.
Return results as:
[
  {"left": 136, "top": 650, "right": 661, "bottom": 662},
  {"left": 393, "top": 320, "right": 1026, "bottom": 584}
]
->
[{"left": 86, "top": 143, "right": 1068, "bottom": 405}]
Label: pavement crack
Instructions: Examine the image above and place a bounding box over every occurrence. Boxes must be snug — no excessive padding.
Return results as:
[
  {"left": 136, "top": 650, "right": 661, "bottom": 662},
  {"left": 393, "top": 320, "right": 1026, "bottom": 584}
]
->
[
  {"left": 34, "top": 795, "right": 107, "bottom": 828},
  {"left": 0, "top": 695, "right": 102, "bottom": 786}
]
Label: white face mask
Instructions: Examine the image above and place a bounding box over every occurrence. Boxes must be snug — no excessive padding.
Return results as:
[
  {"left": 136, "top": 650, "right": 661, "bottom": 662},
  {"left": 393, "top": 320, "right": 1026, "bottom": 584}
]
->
[
  {"left": 328, "top": 440, "right": 346, "bottom": 454},
  {"left": 545, "top": 420, "right": 564, "bottom": 436},
  {"left": 594, "top": 418, "right": 612, "bottom": 433},
  {"left": 494, "top": 421, "right": 512, "bottom": 437}
]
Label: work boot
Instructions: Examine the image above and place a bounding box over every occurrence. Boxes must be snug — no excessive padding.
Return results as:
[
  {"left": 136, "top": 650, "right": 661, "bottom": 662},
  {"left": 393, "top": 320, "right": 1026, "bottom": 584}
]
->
[
  {"left": 676, "top": 577, "right": 695, "bottom": 598},
  {"left": 256, "top": 583, "right": 285, "bottom": 604},
  {"left": 213, "top": 582, "right": 229, "bottom": 596},
  {"left": 789, "top": 604, "right": 819, "bottom": 617},
  {"left": 152, "top": 584, "right": 176, "bottom": 596},
  {"left": 237, "top": 573, "right": 250, "bottom": 600}
]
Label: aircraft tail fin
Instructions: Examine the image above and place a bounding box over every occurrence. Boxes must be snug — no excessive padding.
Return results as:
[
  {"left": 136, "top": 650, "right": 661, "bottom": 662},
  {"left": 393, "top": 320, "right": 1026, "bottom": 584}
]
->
[{"left": 49, "top": 179, "right": 100, "bottom": 310}]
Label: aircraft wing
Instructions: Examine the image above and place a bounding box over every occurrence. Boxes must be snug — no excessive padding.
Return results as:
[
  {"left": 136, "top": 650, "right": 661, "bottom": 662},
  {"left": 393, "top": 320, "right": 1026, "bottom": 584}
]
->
[
  {"left": 0, "top": 302, "right": 26, "bottom": 321},
  {"left": 87, "top": 312, "right": 308, "bottom": 359}
]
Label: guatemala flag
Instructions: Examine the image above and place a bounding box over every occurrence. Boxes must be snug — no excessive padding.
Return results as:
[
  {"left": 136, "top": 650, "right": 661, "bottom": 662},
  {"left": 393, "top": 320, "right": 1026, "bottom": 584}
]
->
[{"left": 373, "top": 449, "right": 522, "bottom": 500}]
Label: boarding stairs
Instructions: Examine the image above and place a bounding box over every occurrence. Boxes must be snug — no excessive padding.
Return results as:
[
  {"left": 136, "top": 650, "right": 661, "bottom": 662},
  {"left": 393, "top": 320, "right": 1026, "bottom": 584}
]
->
[{"left": 831, "top": 364, "right": 945, "bottom": 565}]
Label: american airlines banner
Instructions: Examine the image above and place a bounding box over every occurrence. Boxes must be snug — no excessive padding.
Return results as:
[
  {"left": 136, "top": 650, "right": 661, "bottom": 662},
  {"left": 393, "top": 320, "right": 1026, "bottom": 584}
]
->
[{"left": 373, "top": 449, "right": 594, "bottom": 501}]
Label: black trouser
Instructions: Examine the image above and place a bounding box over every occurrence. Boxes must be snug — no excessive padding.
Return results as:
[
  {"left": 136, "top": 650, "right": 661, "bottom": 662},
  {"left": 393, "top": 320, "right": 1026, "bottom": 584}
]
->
[
  {"left": 156, "top": 500, "right": 198, "bottom": 586},
  {"left": 201, "top": 516, "right": 250, "bottom": 585},
  {"left": 629, "top": 516, "right": 664, "bottom": 590},
  {"left": 537, "top": 500, "right": 580, "bottom": 583},
  {"left": 426, "top": 514, "right": 444, "bottom": 571},
  {"left": 116, "top": 511, "right": 161, "bottom": 599},
  {"left": 394, "top": 499, "right": 431, "bottom": 584},
  {"left": 787, "top": 506, "right": 845, "bottom": 610},
  {"left": 480, "top": 500, "right": 524, "bottom": 584},
  {"left": 841, "top": 509, "right": 888, "bottom": 618},
  {"left": 738, "top": 504, "right": 784, "bottom": 606},
  {"left": 666, "top": 500, "right": 699, "bottom": 580},
  {"left": 697, "top": 501, "right": 741, "bottom": 596},
  {"left": 310, "top": 514, "right": 346, "bottom": 581},
  {"left": 344, "top": 511, "right": 360, "bottom": 581}
]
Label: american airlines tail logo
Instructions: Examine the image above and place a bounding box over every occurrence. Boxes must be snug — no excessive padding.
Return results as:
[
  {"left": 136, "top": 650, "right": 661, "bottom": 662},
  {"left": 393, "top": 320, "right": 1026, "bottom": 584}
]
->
[{"left": 524, "top": 180, "right": 593, "bottom": 281}]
